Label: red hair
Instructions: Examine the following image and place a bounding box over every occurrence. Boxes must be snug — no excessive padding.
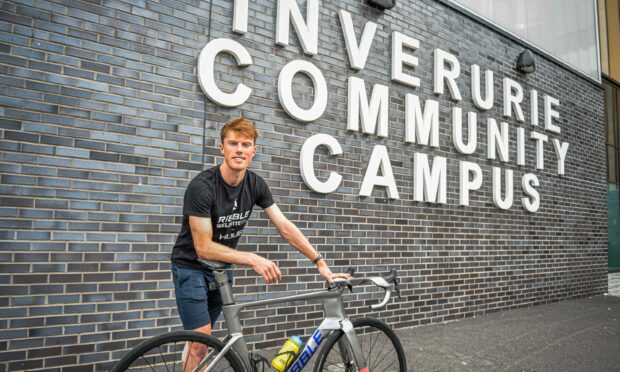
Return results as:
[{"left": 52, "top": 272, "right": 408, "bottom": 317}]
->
[{"left": 220, "top": 117, "right": 258, "bottom": 144}]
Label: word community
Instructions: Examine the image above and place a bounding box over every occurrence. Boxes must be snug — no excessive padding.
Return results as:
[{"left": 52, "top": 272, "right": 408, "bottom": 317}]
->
[{"left": 196, "top": 0, "right": 570, "bottom": 213}]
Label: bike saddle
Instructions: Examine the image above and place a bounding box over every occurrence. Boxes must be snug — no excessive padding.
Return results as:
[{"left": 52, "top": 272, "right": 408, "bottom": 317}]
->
[{"left": 197, "top": 258, "right": 235, "bottom": 271}]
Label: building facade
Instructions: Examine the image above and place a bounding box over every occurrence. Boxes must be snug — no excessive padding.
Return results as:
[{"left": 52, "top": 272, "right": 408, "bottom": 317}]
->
[{"left": 0, "top": 0, "right": 608, "bottom": 370}]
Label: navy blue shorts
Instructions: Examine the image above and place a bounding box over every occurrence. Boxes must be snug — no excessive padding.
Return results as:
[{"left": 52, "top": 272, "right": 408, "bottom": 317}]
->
[{"left": 171, "top": 264, "right": 226, "bottom": 330}]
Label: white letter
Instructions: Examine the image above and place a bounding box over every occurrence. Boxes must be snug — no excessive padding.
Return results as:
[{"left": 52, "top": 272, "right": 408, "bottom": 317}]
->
[
  {"left": 300, "top": 134, "right": 342, "bottom": 193},
  {"left": 413, "top": 153, "right": 447, "bottom": 204},
  {"left": 530, "top": 89, "right": 538, "bottom": 126},
  {"left": 452, "top": 107, "right": 477, "bottom": 154},
  {"left": 278, "top": 60, "right": 327, "bottom": 122},
  {"left": 522, "top": 173, "right": 540, "bottom": 212},
  {"left": 471, "top": 64, "right": 493, "bottom": 110},
  {"left": 197, "top": 38, "right": 253, "bottom": 107},
  {"left": 391, "top": 32, "right": 420, "bottom": 87},
  {"left": 517, "top": 127, "right": 525, "bottom": 166},
  {"left": 544, "top": 95, "right": 561, "bottom": 133},
  {"left": 359, "top": 145, "right": 399, "bottom": 199},
  {"left": 492, "top": 167, "right": 513, "bottom": 210},
  {"left": 233, "top": 0, "right": 248, "bottom": 34},
  {"left": 503, "top": 77, "right": 525, "bottom": 122},
  {"left": 487, "top": 118, "right": 509, "bottom": 162},
  {"left": 459, "top": 161, "right": 482, "bottom": 206},
  {"left": 406, "top": 95, "right": 439, "bottom": 147},
  {"left": 531, "top": 131, "right": 548, "bottom": 170},
  {"left": 276, "top": 0, "right": 319, "bottom": 55},
  {"left": 338, "top": 9, "right": 377, "bottom": 70},
  {"left": 347, "top": 77, "right": 389, "bottom": 137},
  {"left": 434, "top": 48, "right": 462, "bottom": 101},
  {"left": 552, "top": 139, "right": 569, "bottom": 176}
]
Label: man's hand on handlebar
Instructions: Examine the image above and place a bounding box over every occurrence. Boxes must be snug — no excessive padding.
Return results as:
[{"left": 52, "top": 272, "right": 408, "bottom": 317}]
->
[{"left": 316, "top": 260, "right": 350, "bottom": 283}]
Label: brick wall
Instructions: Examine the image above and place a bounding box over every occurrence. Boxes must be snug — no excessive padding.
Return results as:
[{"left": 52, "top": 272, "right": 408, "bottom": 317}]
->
[{"left": 0, "top": 0, "right": 607, "bottom": 370}]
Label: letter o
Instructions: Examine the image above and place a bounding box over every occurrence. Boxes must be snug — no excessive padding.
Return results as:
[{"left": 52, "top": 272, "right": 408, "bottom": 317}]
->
[{"left": 278, "top": 60, "right": 328, "bottom": 122}]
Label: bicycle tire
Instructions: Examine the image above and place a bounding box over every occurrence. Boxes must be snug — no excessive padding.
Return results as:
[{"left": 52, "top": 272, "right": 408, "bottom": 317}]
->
[
  {"left": 313, "top": 317, "right": 407, "bottom": 372},
  {"left": 112, "top": 330, "right": 245, "bottom": 372}
]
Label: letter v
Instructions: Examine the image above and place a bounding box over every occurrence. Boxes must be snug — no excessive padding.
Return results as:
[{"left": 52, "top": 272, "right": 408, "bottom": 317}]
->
[{"left": 338, "top": 9, "right": 377, "bottom": 71}]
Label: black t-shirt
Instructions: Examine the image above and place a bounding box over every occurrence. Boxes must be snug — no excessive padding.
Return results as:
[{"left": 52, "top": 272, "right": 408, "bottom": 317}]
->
[{"left": 171, "top": 166, "right": 275, "bottom": 269}]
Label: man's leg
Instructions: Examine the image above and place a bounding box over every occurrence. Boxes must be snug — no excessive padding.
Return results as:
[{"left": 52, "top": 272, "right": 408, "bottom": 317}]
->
[
  {"left": 183, "top": 324, "right": 212, "bottom": 372},
  {"left": 181, "top": 273, "right": 224, "bottom": 371},
  {"left": 172, "top": 265, "right": 216, "bottom": 371}
]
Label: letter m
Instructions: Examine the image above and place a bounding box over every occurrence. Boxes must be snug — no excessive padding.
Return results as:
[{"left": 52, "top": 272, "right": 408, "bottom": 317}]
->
[
  {"left": 414, "top": 153, "right": 447, "bottom": 204},
  {"left": 347, "top": 76, "right": 389, "bottom": 137},
  {"left": 406, "top": 94, "right": 439, "bottom": 147}
]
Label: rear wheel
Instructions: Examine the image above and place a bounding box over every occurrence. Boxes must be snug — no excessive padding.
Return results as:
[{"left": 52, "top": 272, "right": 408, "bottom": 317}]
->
[
  {"left": 314, "top": 317, "right": 407, "bottom": 372},
  {"left": 112, "top": 330, "right": 244, "bottom": 372}
]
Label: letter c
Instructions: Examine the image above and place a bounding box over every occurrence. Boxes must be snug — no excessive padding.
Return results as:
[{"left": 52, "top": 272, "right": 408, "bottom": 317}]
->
[
  {"left": 300, "top": 134, "right": 342, "bottom": 193},
  {"left": 197, "top": 38, "right": 253, "bottom": 107}
]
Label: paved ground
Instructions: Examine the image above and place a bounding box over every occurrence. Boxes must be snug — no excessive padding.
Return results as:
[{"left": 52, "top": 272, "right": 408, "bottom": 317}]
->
[
  {"left": 259, "top": 276, "right": 620, "bottom": 371},
  {"left": 609, "top": 272, "right": 620, "bottom": 297},
  {"left": 394, "top": 295, "right": 620, "bottom": 371}
]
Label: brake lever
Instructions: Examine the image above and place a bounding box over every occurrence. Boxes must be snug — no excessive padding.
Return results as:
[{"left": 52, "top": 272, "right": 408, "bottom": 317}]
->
[
  {"left": 394, "top": 278, "right": 402, "bottom": 298},
  {"left": 347, "top": 283, "right": 353, "bottom": 293}
]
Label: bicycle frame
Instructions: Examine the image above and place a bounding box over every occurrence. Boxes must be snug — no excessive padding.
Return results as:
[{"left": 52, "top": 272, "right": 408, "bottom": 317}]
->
[{"left": 204, "top": 269, "right": 367, "bottom": 372}]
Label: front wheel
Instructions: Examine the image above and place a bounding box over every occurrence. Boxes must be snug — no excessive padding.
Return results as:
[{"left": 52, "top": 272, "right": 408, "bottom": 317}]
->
[
  {"left": 112, "top": 330, "right": 244, "bottom": 372},
  {"left": 314, "top": 317, "right": 407, "bottom": 372}
]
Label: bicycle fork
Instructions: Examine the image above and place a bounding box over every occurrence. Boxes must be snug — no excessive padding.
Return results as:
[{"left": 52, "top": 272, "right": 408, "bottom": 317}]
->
[
  {"left": 339, "top": 319, "right": 368, "bottom": 372},
  {"left": 287, "top": 303, "right": 368, "bottom": 372}
]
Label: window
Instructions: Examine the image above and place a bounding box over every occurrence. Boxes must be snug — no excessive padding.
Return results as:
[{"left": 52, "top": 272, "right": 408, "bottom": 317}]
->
[{"left": 451, "top": 0, "right": 600, "bottom": 81}]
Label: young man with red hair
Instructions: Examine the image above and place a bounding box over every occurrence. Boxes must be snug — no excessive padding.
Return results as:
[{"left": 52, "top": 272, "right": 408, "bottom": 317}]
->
[{"left": 171, "top": 118, "right": 347, "bottom": 368}]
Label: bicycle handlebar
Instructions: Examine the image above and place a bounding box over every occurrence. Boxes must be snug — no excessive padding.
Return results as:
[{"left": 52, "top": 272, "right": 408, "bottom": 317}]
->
[
  {"left": 199, "top": 259, "right": 400, "bottom": 310},
  {"left": 330, "top": 268, "right": 400, "bottom": 310}
]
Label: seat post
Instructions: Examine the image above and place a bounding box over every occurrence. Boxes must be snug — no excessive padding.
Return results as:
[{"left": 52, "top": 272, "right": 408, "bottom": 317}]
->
[{"left": 212, "top": 269, "right": 235, "bottom": 305}]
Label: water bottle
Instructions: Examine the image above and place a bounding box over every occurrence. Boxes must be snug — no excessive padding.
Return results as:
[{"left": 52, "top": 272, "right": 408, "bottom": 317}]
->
[{"left": 271, "top": 335, "right": 302, "bottom": 372}]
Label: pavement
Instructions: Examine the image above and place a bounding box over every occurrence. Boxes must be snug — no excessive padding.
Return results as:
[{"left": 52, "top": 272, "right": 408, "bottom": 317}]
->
[
  {"left": 609, "top": 272, "right": 620, "bottom": 296},
  {"left": 394, "top": 291, "right": 620, "bottom": 371}
]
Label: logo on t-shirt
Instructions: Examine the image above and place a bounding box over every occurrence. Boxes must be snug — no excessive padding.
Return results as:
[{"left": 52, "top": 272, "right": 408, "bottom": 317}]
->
[
  {"left": 216, "top": 210, "right": 250, "bottom": 241},
  {"left": 233, "top": 199, "right": 238, "bottom": 211}
]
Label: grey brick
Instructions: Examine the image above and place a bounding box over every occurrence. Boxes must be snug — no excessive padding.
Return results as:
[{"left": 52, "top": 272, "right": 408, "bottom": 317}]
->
[
  {"left": 9, "top": 359, "right": 43, "bottom": 371},
  {"left": 60, "top": 86, "right": 92, "bottom": 99},
  {"left": 28, "top": 59, "right": 62, "bottom": 73},
  {"left": 16, "top": 231, "right": 51, "bottom": 240},
  {"left": 29, "top": 326, "right": 63, "bottom": 337},
  {"left": 31, "top": 264, "right": 66, "bottom": 273},
  {"left": 64, "top": 66, "right": 94, "bottom": 80},
  {"left": 0, "top": 118, "right": 21, "bottom": 130}
]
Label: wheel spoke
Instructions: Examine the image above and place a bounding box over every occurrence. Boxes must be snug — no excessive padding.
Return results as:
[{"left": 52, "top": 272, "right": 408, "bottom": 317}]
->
[
  {"left": 157, "top": 345, "right": 171, "bottom": 372},
  {"left": 381, "top": 356, "right": 398, "bottom": 371},
  {"left": 370, "top": 335, "right": 389, "bottom": 368},
  {"left": 316, "top": 320, "right": 405, "bottom": 372},
  {"left": 372, "top": 345, "right": 394, "bottom": 370},
  {"left": 140, "top": 355, "right": 155, "bottom": 371},
  {"left": 172, "top": 341, "right": 177, "bottom": 372},
  {"left": 113, "top": 331, "right": 242, "bottom": 372},
  {"left": 366, "top": 330, "right": 380, "bottom": 368}
]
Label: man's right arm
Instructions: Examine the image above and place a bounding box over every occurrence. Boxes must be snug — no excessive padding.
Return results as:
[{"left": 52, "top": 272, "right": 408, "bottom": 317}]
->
[{"left": 189, "top": 216, "right": 282, "bottom": 283}]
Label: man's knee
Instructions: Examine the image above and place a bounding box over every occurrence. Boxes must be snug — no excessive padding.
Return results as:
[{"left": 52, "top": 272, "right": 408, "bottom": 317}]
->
[{"left": 193, "top": 323, "right": 212, "bottom": 335}]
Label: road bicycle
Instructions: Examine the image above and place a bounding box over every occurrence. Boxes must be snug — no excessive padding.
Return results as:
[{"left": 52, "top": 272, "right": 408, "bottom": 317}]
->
[{"left": 112, "top": 259, "right": 406, "bottom": 371}]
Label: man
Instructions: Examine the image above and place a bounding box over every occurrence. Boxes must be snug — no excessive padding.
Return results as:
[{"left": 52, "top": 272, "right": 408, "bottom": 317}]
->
[{"left": 171, "top": 117, "right": 348, "bottom": 368}]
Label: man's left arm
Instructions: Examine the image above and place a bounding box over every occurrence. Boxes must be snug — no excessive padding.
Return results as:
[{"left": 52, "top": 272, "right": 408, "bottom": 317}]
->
[{"left": 264, "top": 204, "right": 348, "bottom": 283}]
